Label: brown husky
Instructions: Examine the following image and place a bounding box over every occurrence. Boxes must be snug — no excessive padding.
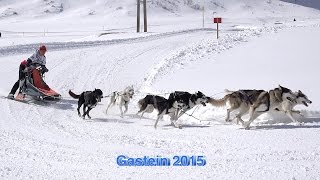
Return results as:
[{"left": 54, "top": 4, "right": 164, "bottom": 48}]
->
[{"left": 209, "top": 85, "right": 297, "bottom": 129}]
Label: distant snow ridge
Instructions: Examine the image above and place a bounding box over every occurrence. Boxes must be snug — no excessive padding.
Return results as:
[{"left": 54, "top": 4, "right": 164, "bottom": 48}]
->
[
  {"left": 150, "top": 0, "right": 212, "bottom": 12},
  {"left": 43, "top": 0, "right": 64, "bottom": 13},
  {"left": 0, "top": 8, "right": 18, "bottom": 18},
  {"left": 141, "top": 26, "right": 282, "bottom": 90}
]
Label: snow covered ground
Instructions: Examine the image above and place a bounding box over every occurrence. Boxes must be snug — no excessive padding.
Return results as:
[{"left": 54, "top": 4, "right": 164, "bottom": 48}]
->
[{"left": 1, "top": 0, "right": 320, "bottom": 179}]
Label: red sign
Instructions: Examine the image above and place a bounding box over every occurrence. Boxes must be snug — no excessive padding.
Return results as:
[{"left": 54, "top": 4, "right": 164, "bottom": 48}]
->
[{"left": 214, "top": 17, "right": 222, "bottom": 23}]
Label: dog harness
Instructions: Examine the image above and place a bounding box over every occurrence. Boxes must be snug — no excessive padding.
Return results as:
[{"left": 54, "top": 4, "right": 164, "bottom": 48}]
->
[{"left": 238, "top": 90, "right": 253, "bottom": 105}]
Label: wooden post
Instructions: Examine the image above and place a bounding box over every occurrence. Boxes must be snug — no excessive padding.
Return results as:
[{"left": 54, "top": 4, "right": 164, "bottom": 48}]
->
[
  {"left": 217, "top": 23, "right": 219, "bottom": 39},
  {"left": 213, "top": 17, "right": 222, "bottom": 39},
  {"left": 143, "top": 0, "right": 147, "bottom": 32},
  {"left": 137, "top": 0, "right": 140, "bottom": 33},
  {"left": 202, "top": 0, "right": 204, "bottom": 28}
]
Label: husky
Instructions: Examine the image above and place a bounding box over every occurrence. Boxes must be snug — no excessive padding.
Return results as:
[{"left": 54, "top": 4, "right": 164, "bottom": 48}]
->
[
  {"left": 169, "top": 91, "right": 209, "bottom": 120},
  {"left": 105, "top": 86, "right": 135, "bottom": 117},
  {"left": 137, "top": 94, "right": 181, "bottom": 128},
  {"left": 69, "top": 89, "right": 103, "bottom": 119},
  {"left": 137, "top": 91, "right": 209, "bottom": 129},
  {"left": 209, "top": 89, "right": 265, "bottom": 123},
  {"left": 137, "top": 95, "right": 166, "bottom": 119},
  {"left": 275, "top": 90, "right": 312, "bottom": 124},
  {"left": 209, "top": 85, "right": 296, "bottom": 129},
  {"left": 243, "top": 86, "right": 297, "bottom": 129}
]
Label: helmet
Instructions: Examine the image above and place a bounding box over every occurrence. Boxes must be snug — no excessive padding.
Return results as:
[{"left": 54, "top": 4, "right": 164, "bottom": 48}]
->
[{"left": 39, "top": 45, "right": 47, "bottom": 51}]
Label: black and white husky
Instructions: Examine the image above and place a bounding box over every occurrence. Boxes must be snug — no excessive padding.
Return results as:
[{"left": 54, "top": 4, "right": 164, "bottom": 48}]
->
[
  {"left": 69, "top": 89, "right": 103, "bottom": 119},
  {"left": 137, "top": 91, "right": 209, "bottom": 129},
  {"left": 105, "top": 86, "right": 135, "bottom": 117}
]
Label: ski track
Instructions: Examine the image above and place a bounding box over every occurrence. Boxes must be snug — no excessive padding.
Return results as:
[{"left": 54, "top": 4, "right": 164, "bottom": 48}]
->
[
  {"left": 0, "top": 28, "right": 214, "bottom": 57},
  {"left": 41, "top": 29, "right": 213, "bottom": 96}
]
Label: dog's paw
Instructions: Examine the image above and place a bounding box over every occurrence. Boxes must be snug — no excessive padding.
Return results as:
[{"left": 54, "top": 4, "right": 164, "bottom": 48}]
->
[
  {"left": 82, "top": 116, "right": 85, "bottom": 120},
  {"left": 87, "top": 115, "right": 91, "bottom": 119},
  {"left": 173, "top": 124, "right": 182, "bottom": 129},
  {"left": 239, "top": 120, "right": 246, "bottom": 126},
  {"left": 243, "top": 122, "right": 251, "bottom": 130}
]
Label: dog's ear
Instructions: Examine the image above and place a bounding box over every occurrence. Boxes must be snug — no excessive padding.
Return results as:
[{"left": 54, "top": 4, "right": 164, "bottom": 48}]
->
[
  {"left": 274, "top": 89, "right": 282, "bottom": 102},
  {"left": 198, "top": 91, "right": 204, "bottom": 96},
  {"left": 298, "top": 90, "right": 302, "bottom": 94},
  {"left": 278, "top": 85, "right": 283, "bottom": 90}
]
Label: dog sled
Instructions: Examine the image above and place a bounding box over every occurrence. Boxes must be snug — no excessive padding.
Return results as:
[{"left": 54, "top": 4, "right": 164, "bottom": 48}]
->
[{"left": 18, "top": 66, "right": 61, "bottom": 101}]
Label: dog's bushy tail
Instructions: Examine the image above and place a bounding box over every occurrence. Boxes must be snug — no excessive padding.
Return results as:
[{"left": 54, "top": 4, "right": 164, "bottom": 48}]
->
[
  {"left": 224, "top": 89, "right": 234, "bottom": 94},
  {"left": 208, "top": 96, "right": 228, "bottom": 107},
  {"left": 69, "top": 90, "right": 80, "bottom": 99}
]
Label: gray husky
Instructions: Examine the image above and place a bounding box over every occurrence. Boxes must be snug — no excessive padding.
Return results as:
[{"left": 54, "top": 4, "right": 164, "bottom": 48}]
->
[
  {"left": 275, "top": 90, "right": 312, "bottom": 124},
  {"left": 209, "top": 85, "right": 298, "bottom": 129},
  {"left": 105, "top": 86, "right": 135, "bottom": 117}
]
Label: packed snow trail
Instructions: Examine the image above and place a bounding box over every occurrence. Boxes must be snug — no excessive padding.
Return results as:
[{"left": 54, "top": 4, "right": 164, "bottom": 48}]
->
[{"left": 0, "top": 28, "right": 215, "bottom": 56}]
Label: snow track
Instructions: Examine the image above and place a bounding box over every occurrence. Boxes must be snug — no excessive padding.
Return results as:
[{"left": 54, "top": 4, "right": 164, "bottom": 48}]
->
[{"left": 0, "top": 28, "right": 214, "bottom": 57}]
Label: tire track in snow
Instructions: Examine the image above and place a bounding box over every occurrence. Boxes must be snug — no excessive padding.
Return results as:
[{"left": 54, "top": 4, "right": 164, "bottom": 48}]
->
[{"left": 0, "top": 28, "right": 214, "bottom": 57}]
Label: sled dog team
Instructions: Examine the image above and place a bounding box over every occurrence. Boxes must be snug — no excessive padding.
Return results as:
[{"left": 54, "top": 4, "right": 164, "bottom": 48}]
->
[
  {"left": 7, "top": 45, "right": 312, "bottom": 129},
  {"left": 69, "top": 85, "right": 312, "bottom": 130}
]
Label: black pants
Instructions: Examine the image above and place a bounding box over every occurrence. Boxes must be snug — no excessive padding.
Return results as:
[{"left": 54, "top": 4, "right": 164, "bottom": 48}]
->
[{"left": 9, "top": 64, "right": 26, "bottom": 95}]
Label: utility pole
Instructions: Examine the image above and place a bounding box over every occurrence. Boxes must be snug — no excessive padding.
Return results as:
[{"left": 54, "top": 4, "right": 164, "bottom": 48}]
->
[
  {"left": 143, "top": 0, "right": 147, "bottom": 32},
  {"left": 137, "top": 0, "right": 140, "bottom": 32},
  {"left": 202, "top": 0, "right": 205, "bottom": 28}
]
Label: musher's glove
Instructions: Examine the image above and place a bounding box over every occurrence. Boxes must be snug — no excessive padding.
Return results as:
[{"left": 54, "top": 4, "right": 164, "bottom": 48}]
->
[
  {"left": 42, "top": 66, "right": 49, "bottom": 73},
  {"left": 23, "top": 67, "right": 30, "bottom": 73}
]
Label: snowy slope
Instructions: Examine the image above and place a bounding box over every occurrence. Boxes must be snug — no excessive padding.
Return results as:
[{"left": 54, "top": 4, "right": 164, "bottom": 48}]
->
[
  {"left": 1, "top": 0, "right": 320, "bottom": 18},
  {"left": 1, "top": 0, "right": 320, "bottom": 179},
  {"left": 1, "top": 0, "right": 319, "bottom": 44}
]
